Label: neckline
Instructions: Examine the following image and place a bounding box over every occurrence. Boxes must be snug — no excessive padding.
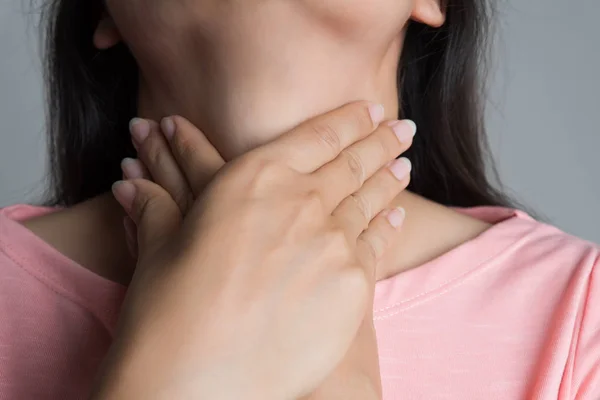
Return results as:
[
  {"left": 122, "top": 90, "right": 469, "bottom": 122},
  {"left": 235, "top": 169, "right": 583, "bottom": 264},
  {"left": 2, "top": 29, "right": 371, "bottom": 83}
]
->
[
  {"left": 373, "top": 207, "right": 540, "bottom": 319},
  {"left": 1, "top": 204, "right": 539, "bottom": 323}
]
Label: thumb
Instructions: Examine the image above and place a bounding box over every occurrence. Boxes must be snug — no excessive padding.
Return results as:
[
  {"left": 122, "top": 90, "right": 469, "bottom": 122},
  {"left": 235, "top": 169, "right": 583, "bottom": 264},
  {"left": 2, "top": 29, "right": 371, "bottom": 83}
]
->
[{"left": 112, "top": 179, "right": 182, "bottom": 256}]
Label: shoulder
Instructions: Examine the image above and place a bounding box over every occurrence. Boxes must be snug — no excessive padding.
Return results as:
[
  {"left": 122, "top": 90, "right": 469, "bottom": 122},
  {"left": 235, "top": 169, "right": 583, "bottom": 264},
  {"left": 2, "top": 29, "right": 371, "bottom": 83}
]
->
[
  {"left": 1, "top": 197, "right": 135, "bottom": 286},
  {"left": 0, "top": 202, "right": 127, "bottom": 328},
  {"left": 527, "top": 224, "right": 600, "bottom": 397},
  {"left": 0, "top": 201, "right": 129, "bottom": 305},
  {"left": 0, "top": 203, "right": 94, "bottom": 301},
  {"left": 512, "top": 217, "right": 600, "bottom": 398},
  {"left": 467, "top": 206, "right": 599, "bottom": 274},
  {"left": 518, "top": 210, "right": 599, "bottom": 275},
  {"left": 0, "top": 205, "right": 125, "bottom": 400},
  {"left": 0, "top": 204, "right": 60, "bottom": 267}
]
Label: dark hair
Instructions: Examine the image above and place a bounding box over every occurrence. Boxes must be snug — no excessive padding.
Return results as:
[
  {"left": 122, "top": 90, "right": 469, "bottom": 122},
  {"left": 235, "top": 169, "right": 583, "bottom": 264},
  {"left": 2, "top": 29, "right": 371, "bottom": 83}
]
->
[{"left": 40, "top": 0, "right": 513, "bottom": 208}]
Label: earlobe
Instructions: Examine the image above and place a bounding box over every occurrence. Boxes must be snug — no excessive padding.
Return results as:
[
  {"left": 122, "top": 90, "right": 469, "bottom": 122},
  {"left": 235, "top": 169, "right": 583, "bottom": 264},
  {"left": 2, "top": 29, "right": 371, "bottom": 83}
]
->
[
  {"left": 93, "top": 15, "right": 121, "bottom": 50},
  {"left": 411, "top": 0, "right": 446, "bottom": 28}
]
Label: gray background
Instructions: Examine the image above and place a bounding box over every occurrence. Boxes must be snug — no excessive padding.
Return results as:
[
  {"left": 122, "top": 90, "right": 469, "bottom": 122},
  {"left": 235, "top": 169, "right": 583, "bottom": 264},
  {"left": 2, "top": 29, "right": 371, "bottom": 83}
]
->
[{"left": 1, "top": 0, "right": 598, "bottom": 243}]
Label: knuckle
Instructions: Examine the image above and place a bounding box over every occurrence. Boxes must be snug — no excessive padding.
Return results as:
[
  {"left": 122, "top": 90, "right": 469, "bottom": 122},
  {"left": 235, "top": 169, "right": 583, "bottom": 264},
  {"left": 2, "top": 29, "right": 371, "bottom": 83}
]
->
[
  {"left": 310, "top": 121, "right": 342, "bottom": 154},
  {"left": 324, "top": 227, "right": 352, "bottom": 259},
  {"left": 248, "top": 159, "right": 283, "bottom": 194},
  {"left": 233, "top": 153, "right": 257, "bottom": 172},
  {"left": 256, "top": 159, "right": 282, "bottom": 180},
  {"left": 303, "top": 190, "right": 325, "bottom": 214},
  {"left": 341, "top": 149, "right": 366, "bottom": 187},
  {"left": 340, "top": 266, "right": 369, "bottom": 300}
]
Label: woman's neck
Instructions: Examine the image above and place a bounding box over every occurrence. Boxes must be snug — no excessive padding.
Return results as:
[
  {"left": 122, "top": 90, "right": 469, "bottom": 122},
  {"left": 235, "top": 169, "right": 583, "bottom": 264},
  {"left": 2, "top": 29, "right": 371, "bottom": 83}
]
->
[
  {"left": 136, "top": 27, "right": 404, "bottom": 161},
  {"left": 27, "top": 30, "right": 492, "bottom": 283}
]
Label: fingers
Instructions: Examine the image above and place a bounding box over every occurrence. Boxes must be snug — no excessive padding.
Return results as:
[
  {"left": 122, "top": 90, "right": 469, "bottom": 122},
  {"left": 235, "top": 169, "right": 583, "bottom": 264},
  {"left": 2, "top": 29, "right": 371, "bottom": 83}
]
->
[
  {"left": 332, "top": 157, "right": 411, "bottom": 239},
  {"left": 160, "top": 116, "right": 225, "bottom": 196},
  {"left": 257, "top": 101, "right": 385, "bottom": 173},
  {"left": 130, "top": 118, "right": 194, "bottom": 213},
  {"left": 355, "top": 207, "right": 406, "bottom": 279},
  {"left": 112, "top": 179, "right": 182, "bottom": 255},
  {"left": 316, "top": 119, "right": 416, "bottom": 213}
]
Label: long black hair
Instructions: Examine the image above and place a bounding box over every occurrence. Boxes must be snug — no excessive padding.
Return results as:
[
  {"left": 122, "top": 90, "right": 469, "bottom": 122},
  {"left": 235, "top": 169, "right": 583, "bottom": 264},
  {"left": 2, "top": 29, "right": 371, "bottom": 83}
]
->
[{"left": 39, "top": 0, "right": 513, "bottom": 208}]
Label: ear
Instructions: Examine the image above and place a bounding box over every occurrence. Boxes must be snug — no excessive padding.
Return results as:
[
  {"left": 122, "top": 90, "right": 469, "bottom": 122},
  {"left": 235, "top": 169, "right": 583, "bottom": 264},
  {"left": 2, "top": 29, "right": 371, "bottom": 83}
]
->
[
  {"left": 93, "top": 13, "right": 121, "bottom": 50},
  {"left": 411, "top": 0, "right": 446, "bottom": 28}
]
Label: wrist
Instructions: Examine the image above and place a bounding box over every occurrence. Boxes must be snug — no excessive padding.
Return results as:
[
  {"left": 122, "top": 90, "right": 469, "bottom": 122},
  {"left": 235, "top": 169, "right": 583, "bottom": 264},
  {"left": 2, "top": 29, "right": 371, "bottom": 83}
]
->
[{"left": 90, "top": 344, "right": 281, "bottom": 400}]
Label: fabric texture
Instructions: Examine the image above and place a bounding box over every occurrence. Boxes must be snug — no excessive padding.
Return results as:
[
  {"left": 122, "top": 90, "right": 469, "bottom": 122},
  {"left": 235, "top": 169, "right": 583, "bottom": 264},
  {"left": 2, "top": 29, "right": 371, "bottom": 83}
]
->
[{"left": 0, "top": 204, "right": 598, "bottom": 399}]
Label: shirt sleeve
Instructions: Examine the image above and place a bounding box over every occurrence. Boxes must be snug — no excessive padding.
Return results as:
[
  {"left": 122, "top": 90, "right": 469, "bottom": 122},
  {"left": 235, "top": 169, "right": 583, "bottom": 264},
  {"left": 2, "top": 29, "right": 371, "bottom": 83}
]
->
[{"left": 572, "top": 251, "right": 600, "bottom": 399}]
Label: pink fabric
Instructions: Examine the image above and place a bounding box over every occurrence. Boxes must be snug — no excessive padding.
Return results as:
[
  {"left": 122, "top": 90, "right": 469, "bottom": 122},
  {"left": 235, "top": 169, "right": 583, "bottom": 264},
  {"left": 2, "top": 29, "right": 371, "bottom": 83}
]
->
[{"left": 0, "top": 204, "right": 598, "bottom": 399}]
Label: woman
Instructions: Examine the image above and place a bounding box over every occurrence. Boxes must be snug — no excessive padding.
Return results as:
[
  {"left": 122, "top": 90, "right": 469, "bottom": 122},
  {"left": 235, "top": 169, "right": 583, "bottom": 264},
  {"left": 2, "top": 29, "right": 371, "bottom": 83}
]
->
[{"left": 0, "top": 0, "right": 598, "bottom": 398}]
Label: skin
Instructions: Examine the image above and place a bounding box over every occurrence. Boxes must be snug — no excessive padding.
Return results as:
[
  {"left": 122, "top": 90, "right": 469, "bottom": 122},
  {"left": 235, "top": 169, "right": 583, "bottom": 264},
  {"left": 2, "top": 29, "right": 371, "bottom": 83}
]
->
[
  {"left": 93, "top": 104, "right": 413, "bottom": 399},
  {"left": 26, "top": 0, "right": 489, "bottom": 284},
  {"left": 21, "top": 0, "right": 493, "bottom": 396},
  {"left": 116, "top": 111, "right": 413, "bottom": 399},
  {"left": 97, "top": 0, "right": 426, "bottom": 159}
]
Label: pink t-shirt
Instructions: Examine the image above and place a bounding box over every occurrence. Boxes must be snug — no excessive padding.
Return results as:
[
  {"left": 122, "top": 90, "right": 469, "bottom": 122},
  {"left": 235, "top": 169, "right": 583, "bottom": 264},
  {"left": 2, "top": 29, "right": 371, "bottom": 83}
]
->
[{"left": 0, "top": 204, "right": 598, "bottom": 399}]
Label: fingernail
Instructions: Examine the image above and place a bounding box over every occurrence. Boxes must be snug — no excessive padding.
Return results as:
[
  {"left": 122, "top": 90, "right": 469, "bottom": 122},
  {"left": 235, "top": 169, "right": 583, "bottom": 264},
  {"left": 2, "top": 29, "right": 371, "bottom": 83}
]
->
[
  {"left": 130, "top": 118, "right": 150, "bottom": 146},
  {"left": 121, "top": 158, "right": 144, "bottom": 180},
  {"left": 387, "top": 120, "right": 417, "bottom": 143},
  {"left": 368, "top": 103, "right": 385, "bottom": 125},
  {"left": 387, "top": 207, "right": 405, "bottom": 229},
  {"left": 388, "top": 157, "right": 412, "bottom": 181},
  {"left": 112, "top": 181, "right": 136, "bottom": 213},
  {"left": 161, "top": 117, "right": 176, "bottom": 140}
]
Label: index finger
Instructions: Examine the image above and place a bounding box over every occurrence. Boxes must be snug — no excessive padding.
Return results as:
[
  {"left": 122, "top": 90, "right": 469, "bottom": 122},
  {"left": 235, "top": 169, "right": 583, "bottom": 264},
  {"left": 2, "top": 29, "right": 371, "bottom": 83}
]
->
[
  {"left": 160, "top": 116, "right": 226, "bottom": 197},
  {"left": 256, "top": 101, "right": 385, "bottom": 173}
]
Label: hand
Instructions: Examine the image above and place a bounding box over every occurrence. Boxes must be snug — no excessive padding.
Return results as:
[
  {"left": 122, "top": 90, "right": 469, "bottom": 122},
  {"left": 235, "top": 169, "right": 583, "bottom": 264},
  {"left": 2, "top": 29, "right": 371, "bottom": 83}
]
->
[
  {"left": 119, "top": 103, "right": 414, "bottom": 399},
  {"left": 121, "top": 110, "right": 414, "bottom": 399},
  {"left": 97, "top": 101, "right": 414, "bottom": 399}
]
